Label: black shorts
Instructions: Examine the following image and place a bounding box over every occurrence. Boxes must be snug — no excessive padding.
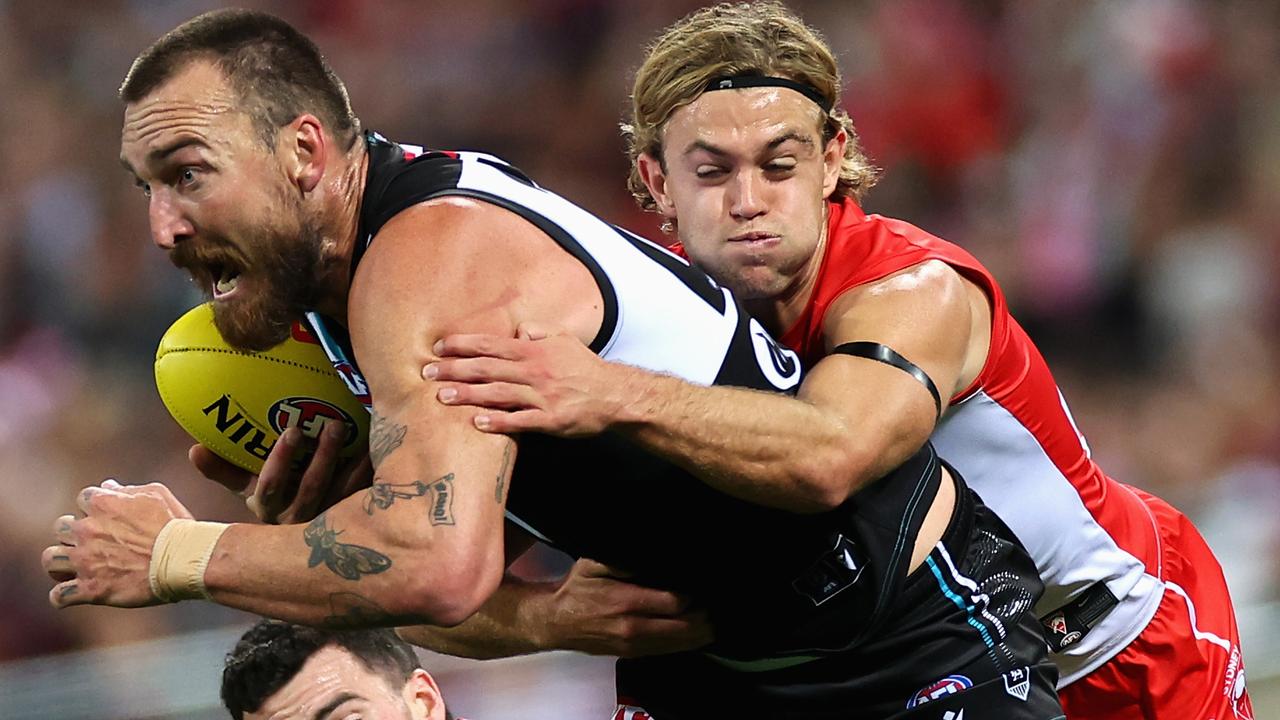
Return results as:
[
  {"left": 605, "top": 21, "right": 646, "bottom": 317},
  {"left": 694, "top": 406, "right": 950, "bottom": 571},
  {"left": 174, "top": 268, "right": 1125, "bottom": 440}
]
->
[{"left": 614, "top": 485, "right": 1064, "bottom": 719}]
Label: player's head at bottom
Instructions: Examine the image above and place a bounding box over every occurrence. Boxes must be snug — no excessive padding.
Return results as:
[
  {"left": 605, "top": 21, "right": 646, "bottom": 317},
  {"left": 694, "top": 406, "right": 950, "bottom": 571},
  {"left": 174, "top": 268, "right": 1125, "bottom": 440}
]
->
[{"left": 222, "top": 619, "right": 454, "bottom": 720}]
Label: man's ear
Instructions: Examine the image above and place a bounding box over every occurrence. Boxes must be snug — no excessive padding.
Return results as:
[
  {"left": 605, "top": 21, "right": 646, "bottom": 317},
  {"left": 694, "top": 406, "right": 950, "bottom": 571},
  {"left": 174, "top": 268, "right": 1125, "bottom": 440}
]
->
[
  {"left": 637, "top": 152, "right": 678, "bottom": 223},
  {"left": 821, "top": 126, "right": 847, "bottom": 199},
  {"left": 403, "top": 668, "right": 449, "bottom": 720},
  {"left": 285, "top": 114, "right": 327, "bottom": 194}
]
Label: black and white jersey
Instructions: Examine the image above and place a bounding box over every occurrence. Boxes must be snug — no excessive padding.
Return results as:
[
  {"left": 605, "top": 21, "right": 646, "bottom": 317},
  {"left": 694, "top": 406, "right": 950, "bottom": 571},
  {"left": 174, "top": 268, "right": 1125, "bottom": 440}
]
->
[{"left": 306, "top": 132, "right": 942, "bottom": 661}]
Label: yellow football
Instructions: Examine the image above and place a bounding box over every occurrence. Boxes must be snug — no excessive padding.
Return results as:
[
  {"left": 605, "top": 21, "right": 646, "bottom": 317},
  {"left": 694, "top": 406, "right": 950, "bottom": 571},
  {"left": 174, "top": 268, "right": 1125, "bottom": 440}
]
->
[{"left": 154, "top": 303, "right": 370, "bottom": 474}]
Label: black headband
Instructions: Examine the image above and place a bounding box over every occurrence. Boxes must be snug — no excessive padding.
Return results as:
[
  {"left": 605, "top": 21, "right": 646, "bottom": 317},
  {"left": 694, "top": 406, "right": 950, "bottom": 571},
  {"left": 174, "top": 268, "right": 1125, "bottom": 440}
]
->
[{"left": 703, "top": 75, "right": 833, "bottom": 113}]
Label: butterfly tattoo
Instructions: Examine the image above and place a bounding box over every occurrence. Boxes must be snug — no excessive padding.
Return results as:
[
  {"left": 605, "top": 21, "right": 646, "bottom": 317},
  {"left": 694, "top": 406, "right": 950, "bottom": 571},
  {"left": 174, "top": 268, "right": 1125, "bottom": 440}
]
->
[{"left": 303, "top": 515, "right": 392, "bottom": 580}]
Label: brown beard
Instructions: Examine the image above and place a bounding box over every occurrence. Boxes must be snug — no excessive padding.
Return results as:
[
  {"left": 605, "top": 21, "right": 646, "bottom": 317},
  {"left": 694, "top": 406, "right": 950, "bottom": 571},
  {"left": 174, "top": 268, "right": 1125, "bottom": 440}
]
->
[{"left": 171, "top": 219, "right": 325, "bottom": 352}]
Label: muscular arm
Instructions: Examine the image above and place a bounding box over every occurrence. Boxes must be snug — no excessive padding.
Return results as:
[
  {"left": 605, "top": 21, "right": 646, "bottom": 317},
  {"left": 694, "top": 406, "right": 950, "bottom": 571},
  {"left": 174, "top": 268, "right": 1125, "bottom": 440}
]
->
[
  {"left": 615, "top": 262, "right": 979, "bottom": 510},
  {"left": 202, "top": 199, "right": 598, "bottom": 627},
  {"left": 439, "top": 261, "right": 983, "bottom": 512}
]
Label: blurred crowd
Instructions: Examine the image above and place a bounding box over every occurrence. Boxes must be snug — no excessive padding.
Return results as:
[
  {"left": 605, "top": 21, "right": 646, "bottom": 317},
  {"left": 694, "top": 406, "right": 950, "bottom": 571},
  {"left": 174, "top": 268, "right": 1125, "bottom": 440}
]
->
[{"left": 1, "top": 0, "right": 1277, "bottom": 671}]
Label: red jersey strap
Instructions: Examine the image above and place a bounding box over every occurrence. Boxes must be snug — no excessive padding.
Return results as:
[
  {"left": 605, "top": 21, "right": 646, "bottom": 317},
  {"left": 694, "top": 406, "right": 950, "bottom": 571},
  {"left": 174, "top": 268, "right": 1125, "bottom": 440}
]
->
[{"left": 781, "top": 198, "right": 1008, "bottom": 405}]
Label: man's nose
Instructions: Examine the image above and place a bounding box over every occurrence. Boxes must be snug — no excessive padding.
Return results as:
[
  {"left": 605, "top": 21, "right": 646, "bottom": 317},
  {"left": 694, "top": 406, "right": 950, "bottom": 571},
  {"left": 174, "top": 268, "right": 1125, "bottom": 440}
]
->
[
  {"left": 729, "top": 171, "right": 767, "bottom": 221},
  {"left": 148, "top": 190, "right": 194, "bottom": 250}
]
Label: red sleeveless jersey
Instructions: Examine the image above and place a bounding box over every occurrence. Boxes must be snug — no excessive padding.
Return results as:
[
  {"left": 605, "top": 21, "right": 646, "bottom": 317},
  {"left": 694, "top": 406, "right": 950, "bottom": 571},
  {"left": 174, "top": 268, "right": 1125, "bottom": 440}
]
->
[{"left": 777, "top": 198, "right": 1166, "bottom": 686}]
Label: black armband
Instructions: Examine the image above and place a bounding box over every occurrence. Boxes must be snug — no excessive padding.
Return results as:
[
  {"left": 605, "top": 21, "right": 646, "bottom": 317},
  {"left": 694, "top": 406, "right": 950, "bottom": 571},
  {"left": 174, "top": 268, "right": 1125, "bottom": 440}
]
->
[{"left": 832, "top": 342, "right": 942, "bottom": 418}]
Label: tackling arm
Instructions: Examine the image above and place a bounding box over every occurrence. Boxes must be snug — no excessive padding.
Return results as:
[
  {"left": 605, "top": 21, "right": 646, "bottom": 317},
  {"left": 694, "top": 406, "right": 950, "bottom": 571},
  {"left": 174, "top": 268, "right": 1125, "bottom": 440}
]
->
[{"left": 437, "top": 261, "right": 981, "bottom": 512}]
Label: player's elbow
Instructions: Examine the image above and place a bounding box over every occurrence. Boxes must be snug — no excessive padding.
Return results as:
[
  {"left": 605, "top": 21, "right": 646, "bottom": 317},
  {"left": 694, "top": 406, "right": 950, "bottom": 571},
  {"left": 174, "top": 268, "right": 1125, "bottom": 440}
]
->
[
  {"left": 793, "top": 443, "right": 881, "bottom": 513},
  {"left": 394, "top": 551, "right": 503, "bottom": 626}
]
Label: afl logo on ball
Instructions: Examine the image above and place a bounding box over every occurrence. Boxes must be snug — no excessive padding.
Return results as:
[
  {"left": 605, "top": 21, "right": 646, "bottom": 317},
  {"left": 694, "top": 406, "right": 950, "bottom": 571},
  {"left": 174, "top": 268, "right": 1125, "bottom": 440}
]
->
[
  {"left": 269, "top": 397, "right": 357, "bottom": 445},
  {"left": 907, "top": 675, "right": 973, "bottom": 708}
]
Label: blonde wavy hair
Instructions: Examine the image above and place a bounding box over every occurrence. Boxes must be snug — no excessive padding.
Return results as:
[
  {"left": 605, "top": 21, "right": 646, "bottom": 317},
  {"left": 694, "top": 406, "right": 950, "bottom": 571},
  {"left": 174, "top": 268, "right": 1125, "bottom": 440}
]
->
[{"left": 622, "top": 1, "right": 879, "bottom": 213}]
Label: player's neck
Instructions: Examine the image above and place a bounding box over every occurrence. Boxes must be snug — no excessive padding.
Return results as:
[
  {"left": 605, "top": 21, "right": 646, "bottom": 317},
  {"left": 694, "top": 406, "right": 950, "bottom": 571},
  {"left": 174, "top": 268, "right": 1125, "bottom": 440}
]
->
[{"left": 310, "top": 141, "right": 371, "bottom": 325}]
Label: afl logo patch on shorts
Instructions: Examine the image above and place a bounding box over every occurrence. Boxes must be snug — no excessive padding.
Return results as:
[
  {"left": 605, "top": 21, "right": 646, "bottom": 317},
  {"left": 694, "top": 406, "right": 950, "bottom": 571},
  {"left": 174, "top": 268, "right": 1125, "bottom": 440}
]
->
[
  {"left": 613, "top": 703, "right": 653, "bottom": 720},
  {"left": 907, "top": 675, "right": 973, "bottom": 708},
  {"left": 268, "top": 397, "right": 358, "bottom": 445},
  {"left": 748, "top": 318, "right": 801, "bottom": 390}
]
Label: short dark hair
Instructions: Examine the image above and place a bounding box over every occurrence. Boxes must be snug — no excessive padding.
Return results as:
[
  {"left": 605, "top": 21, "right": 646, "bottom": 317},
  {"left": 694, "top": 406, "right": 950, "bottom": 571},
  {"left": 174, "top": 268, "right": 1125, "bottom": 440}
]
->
[
  {"left": 120, "top": 8, "right": 359, "bottom": 149},
  {"left": 221, "top": 620, "right": 445, "bottom": 720}
]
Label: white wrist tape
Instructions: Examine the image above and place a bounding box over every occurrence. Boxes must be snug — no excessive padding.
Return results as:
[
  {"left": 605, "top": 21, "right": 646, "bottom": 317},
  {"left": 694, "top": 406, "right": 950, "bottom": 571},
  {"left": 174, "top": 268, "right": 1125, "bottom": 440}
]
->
[{"left": 148, "top": 519, "right": 230, "bottom": 602}]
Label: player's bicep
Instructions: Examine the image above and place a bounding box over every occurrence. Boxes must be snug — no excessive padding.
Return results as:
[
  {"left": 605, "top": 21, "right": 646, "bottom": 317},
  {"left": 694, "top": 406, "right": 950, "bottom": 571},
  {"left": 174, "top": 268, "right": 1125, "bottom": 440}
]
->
[
  {"left": 815, "top": 260, "right": 972, "bottom": 414},
  {"left": 799, "top": 262, "right": 972, "bottom": 472},
  {"left": 351, "top": 291, "right": 516, "bottom": 522},
  {"left": 349, "top": 198, "right": 528, "bottom": 458},
  {"left": 342, "top": 202, "right": 527, "bottom": 561}
]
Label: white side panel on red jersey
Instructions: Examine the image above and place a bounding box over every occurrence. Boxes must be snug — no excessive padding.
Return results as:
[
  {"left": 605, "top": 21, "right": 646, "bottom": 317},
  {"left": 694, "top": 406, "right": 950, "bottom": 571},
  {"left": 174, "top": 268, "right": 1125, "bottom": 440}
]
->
[{"left": 933, "top": 390, "right": 1164, "bottom": 685}]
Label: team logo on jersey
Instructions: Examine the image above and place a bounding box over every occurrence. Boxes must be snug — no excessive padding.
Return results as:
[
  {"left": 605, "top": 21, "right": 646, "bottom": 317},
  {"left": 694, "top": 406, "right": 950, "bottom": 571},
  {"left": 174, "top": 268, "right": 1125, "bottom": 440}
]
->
[
  {"left": 1002, "top": 666, "right": 1031, "bottom": 701},
  {"left": 1224, "top": 645, "right": 1253, "bottom": 719},
  {"left": 906, "top": 675, "right": 972, "bottom": 708},
  {"left": 268, "top": 397, "right": 358, "bottom": 446},
  {"left": 748, "top": 318, "right": 800, "bottom": 390}
]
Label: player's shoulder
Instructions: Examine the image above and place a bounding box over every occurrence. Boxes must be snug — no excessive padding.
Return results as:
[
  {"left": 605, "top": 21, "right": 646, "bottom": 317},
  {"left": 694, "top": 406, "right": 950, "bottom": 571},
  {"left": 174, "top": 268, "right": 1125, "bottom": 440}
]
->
[
  {"left": 364, "top": 197, "right": 535, "bottom": 271},
  {"left": 350, "top": 195, "right": 571, "bottom": 324},
  {"left": 345, "top": 198, "right": 537, "bottom": 370},
  {"left": 832, "top": 259, "right": 968, "bottom": 310}
]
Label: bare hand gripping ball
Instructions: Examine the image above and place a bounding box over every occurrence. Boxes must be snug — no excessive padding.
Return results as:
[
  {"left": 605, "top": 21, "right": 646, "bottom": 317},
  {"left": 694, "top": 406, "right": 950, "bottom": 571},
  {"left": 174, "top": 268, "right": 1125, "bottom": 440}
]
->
[{"left": 154, "top": 303, "right": 370, "bottom": 474}]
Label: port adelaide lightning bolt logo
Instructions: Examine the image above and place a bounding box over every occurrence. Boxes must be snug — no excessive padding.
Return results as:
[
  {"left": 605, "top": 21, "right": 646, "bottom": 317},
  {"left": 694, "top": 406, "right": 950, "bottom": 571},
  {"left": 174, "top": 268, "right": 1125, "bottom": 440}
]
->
[{"left": 748, "top": 318, "right": 801, "bottom": 390}]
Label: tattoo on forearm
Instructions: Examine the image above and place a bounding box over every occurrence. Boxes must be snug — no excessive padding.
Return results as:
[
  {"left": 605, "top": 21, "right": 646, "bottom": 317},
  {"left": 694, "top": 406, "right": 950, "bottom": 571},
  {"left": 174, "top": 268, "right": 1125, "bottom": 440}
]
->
[
  {"left": 364, "top": 478, "right": 429, "bottom": 514},
  {"left": 321, "top": 592, "right": 421, "bottom": 629},
  {"left": 369, "top": 410, "right": 407, "bottom": 468},
  {"left": 429, "top": 475, "right": 455, "bottom": 526},
  {"left": 303, "top": 514, "right": 393, "bottom": 580},
  {"left": 495, "top": 440, "right": 513, "bottom": 504},
  {"left": 363, "top": 473, "right": 456, "bottom": 526}
]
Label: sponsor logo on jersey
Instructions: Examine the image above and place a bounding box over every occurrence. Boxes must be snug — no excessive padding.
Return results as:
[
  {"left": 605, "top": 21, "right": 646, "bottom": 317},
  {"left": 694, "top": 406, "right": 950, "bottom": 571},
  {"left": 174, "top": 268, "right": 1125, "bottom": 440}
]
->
[
  {"left": 1003, "top": 666, "right": 1031, "bottom": 701},
  {"left": 748, "top": 318, "right": 800, "bottom": 390},
  {"left": 268, "top": 397, "right": 357, "bottom": 446},
  {"left": 906, "top": 675, "right": 973, "bottom": 708}
]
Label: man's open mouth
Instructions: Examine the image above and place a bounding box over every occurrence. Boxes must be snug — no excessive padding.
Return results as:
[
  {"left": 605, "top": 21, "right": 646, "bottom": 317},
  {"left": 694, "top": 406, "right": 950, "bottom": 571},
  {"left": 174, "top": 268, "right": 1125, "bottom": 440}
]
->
[{"left": 210, "top": 263, "right": 242, "bottom": 299}]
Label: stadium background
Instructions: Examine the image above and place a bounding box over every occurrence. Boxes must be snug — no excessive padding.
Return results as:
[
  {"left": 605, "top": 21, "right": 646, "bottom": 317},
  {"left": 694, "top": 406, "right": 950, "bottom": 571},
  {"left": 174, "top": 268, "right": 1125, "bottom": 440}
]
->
[{"left": 0, "top": 0, "right": 1277, "bottom": 717}]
